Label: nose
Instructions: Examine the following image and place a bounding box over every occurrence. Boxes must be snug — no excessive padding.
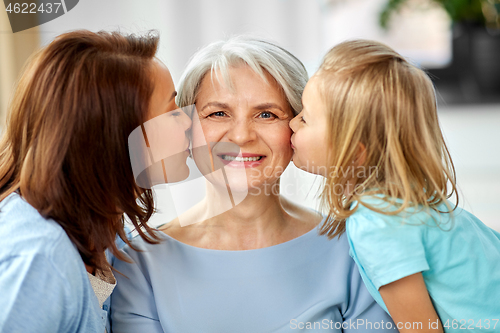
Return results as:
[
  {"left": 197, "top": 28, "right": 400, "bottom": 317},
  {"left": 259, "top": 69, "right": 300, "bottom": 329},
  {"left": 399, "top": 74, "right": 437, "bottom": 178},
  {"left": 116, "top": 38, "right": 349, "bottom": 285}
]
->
[
  {"left": 227, "top": 119, "right": 256, "bottom": 146},
  {"left": 289, "top": 112, "right": 300, "bottom": 132},
  {"left": 180, "top": 108, "right": 192, "bottom": 131}
]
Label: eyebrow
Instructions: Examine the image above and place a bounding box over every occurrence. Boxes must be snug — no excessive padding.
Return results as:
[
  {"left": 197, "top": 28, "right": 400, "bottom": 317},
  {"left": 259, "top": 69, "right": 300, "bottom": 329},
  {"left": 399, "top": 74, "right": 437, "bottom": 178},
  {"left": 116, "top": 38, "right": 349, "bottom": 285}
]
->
[
  {"left": 254, "top": 103, "right": 284, "bottom": 112},
  {"left": 200, "top": 102, "right": 231, "bottom": 112}
]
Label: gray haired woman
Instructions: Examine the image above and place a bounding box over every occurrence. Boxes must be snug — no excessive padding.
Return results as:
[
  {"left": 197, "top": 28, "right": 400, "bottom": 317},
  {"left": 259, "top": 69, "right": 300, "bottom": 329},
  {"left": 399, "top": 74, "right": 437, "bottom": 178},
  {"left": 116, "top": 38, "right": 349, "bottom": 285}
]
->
[{"left": 111, "top": 36, "right": 396, "bottom": 333}]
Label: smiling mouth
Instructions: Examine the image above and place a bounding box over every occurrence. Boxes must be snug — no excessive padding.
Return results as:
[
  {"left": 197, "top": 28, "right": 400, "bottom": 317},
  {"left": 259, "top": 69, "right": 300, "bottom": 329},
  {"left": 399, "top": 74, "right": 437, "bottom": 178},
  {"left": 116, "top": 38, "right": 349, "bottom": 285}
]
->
[{"left": 219, "top": 155, "right": 264, "bottom": 162}]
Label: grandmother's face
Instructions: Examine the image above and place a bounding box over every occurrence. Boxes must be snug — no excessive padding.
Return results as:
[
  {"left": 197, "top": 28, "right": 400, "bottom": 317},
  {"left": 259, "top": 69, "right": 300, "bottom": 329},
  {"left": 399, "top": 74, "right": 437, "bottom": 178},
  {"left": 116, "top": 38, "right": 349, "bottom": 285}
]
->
[{"left": 192, "top": 65, "right": 294, "bottom": 192}]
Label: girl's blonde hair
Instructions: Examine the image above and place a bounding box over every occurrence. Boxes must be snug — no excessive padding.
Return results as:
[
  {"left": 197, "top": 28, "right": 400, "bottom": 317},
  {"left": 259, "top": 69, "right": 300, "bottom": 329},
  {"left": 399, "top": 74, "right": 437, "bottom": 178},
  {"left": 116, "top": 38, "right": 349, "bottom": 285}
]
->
[{"left": 317, "top": 39, "right": 458, "bottom": 238}]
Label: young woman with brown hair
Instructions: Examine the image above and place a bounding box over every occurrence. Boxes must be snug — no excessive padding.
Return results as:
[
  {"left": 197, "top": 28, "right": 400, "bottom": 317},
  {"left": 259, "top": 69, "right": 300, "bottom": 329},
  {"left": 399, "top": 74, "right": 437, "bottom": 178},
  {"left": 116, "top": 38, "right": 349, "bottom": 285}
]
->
[{"left": 0, "top": 30, "right": 191, "bottom": 333}]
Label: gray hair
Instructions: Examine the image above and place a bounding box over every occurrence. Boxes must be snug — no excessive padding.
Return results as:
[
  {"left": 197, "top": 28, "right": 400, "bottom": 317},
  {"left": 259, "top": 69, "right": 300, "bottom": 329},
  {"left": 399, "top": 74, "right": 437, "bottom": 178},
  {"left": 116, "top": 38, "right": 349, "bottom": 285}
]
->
[{"left": 177, "top": 36, "right": 308, "bottom": 115}]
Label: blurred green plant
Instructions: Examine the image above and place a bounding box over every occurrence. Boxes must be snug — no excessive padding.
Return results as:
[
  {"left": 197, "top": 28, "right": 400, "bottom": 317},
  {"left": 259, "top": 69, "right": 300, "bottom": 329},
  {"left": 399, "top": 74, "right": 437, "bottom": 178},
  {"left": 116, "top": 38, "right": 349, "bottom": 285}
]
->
[{"left": 380, "top": 0, "right": 500, "bottom": 29}]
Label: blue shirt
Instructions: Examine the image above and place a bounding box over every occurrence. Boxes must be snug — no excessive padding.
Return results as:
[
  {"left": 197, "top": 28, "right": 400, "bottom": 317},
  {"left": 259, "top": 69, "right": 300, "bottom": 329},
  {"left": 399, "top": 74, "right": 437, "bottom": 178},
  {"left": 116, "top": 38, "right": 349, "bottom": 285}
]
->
[
  {"left": 0, "top": 193, "right": 105, "bottom": 333},
  {"left": 111, "top": 222, "right": 397, "bottom": 332},
  {"left": 347, "top": 197, "right": 500, "bottom": 331}
]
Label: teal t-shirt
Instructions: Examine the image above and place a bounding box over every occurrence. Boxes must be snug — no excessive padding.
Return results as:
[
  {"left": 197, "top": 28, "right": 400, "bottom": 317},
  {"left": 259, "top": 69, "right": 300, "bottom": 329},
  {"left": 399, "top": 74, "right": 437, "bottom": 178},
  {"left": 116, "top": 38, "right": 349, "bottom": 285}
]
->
[{"left": 346, "top": 196, "right": 500, "bottom": 332}]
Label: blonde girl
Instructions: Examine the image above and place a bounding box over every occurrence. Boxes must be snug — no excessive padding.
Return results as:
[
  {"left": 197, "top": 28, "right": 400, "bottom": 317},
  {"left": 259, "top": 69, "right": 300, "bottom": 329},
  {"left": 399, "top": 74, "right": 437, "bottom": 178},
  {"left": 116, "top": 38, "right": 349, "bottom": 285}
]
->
[{"left": 289, "top": 40, "right": 500, "bottom": 332}]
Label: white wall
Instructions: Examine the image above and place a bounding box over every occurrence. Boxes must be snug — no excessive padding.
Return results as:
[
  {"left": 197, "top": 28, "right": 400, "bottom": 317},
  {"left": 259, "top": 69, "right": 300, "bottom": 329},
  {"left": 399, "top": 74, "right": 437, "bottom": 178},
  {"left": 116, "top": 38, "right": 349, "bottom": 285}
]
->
[
  {"left": 39, "top": 1, "right": 172, "bottom": 65},
  {"left": 438, "top": 105, "right": 500, "bottom": 231},
  {"left": 39, "top": 0, "right": 325, "bottom": 83}
]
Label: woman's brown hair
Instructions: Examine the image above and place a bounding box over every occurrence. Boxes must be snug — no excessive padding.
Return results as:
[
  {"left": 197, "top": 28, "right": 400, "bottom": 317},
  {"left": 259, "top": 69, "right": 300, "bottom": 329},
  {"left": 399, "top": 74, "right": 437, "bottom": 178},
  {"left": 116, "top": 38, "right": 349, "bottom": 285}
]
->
[
  {"left": 0, "top": 30, "right": 161, "bottom": 272},
  {"left": 316, "top": 40, "right": 458, "bottom": 238}
]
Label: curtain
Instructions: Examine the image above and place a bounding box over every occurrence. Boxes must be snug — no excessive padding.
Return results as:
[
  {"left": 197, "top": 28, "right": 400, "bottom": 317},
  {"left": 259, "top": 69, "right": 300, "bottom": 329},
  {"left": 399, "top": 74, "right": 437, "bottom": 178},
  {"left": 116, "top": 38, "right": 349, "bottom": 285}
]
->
[{"left": 0, "top": 2, "right": 40, "bottom": 130}]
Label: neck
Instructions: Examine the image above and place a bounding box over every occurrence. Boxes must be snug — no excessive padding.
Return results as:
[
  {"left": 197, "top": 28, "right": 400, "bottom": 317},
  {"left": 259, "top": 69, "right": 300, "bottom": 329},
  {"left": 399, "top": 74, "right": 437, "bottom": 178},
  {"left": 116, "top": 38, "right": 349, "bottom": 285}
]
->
[{"left": 191, "top": 181, "right": 291, "bottom": 250}]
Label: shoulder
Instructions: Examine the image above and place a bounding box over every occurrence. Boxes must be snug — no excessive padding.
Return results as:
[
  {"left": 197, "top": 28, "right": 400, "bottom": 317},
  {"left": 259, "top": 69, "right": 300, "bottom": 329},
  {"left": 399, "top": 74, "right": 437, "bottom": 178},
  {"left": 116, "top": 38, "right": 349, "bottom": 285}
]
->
[
  {"left": 0, "top": 195, "right": 101, "bottom": 331},
  {"left": 0, "top": 193, "right": 89, "bottom": 291},
  {"left": 348, "top": 195, "right": 433, "bottom": 233},
  {"left": 157, "top": 218, "right": 196, "bottom": 245},
  {"left": 114, "top": 230, "right": 173, "bottom": 272},
  {"left": 280, "top": 196, "right": 323, "bottom": 239},
  {"left": 347, "top": 199, "right": 428, "bottom": 251},
  {"left": 0, "top": 193, "right": 81, "bottom": 263}
]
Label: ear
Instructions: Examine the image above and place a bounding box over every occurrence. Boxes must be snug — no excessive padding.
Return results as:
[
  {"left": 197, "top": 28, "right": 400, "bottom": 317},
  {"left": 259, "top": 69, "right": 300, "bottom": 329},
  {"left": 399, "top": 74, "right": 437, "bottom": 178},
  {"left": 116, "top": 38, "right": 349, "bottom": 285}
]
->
[{"left": 354, "top": 142, "right": 366, "bottom": 166}]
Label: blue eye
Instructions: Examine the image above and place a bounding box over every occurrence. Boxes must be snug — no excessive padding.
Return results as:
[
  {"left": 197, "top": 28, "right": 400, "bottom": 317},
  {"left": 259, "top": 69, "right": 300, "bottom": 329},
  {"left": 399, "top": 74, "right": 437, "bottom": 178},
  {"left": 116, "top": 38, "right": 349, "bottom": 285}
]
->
[
  {"left": 300, "top": 116, "right": 306, "bottom": 123},
  {"left": 259, "top": 111, "right": 277, "bottom": 119},
  {"left": 209, "top": 111, "right": 227, "bottom": 118}
]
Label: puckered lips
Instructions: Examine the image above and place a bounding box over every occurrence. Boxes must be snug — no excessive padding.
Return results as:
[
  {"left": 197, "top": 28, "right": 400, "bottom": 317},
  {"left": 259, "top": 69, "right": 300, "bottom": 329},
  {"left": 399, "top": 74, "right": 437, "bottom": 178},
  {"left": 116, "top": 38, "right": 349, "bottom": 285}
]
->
[
  {"left": 217, "top": 152, "right": 266, "bottom": 168},
  {"left": 290, "top": 136, "right": 296, "bottom": 150}
]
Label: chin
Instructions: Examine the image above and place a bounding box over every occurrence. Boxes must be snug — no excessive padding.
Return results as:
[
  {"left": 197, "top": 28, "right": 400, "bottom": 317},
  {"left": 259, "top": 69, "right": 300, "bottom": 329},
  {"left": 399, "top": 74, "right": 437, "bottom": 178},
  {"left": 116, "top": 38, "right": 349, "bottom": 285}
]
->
[
  {"left": 205, "top": 170, "right": 250, "bottom": 193},
  {"left": 165, "top": 162, "right": 190, "bottom": 183}
]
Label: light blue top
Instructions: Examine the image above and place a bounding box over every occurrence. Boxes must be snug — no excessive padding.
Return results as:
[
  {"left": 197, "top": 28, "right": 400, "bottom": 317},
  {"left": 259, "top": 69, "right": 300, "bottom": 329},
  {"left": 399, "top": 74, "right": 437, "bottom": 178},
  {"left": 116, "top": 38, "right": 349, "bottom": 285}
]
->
[
  {"left": 346, "top": 196, "right": 500, "bottom": 331},
  {"left": 111, "top": 221, "right": 397, "bottom": 333},
  {"left": 0, "top": 193, "right": 106, "bottom": 333}
]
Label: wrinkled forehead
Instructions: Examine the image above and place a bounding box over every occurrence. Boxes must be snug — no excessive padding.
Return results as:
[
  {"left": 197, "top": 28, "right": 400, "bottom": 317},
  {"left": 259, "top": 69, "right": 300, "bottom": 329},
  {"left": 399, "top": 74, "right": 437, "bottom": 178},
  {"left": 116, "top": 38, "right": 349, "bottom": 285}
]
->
[{"left": 195, "top": 63, "right": 289, "bottom": 110}]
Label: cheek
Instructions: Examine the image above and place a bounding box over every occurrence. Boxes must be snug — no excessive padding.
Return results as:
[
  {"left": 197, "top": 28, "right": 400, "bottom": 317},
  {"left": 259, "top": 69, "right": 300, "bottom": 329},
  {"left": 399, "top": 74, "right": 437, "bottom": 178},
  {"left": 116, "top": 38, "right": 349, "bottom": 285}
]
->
[
  {"left": 268, "top": 124, "right": 293, "bottom": 158},
  {"left": 295, "top": 129, "right": 316, "bottom": 162},
  {"left": 193, "top": 119, "right": 228, "bottom": 145},
  {"left": 164, "top": 123, "right": 186, "bottom": 146},
  {"left": 309, "top": 135, "right": 329, "bottom": 168},
  {"left": 191, "top": 118, "right": 211, "bottom": 147},
  {"left": 293, "top": 128, "right": 307, "bottom": 150},
  {"left": 146, "top": 119, "right": 186, "bottom": 155}
]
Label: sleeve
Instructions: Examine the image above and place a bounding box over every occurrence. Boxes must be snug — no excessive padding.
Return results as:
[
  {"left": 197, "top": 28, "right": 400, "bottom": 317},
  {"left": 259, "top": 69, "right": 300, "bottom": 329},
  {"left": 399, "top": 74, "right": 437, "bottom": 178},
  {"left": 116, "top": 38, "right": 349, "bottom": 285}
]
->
[
  {"left": 0, "top": 254, "right": 77, "bottom": 333},
  {"left": 342, "top": 263, "right": 398, "bottom": 332},
  {"left": 347, "top": 211, "right": 429, "bottom": 289},
  {"left": 110, "top": 248, "right": 163, "bottom": 333}
]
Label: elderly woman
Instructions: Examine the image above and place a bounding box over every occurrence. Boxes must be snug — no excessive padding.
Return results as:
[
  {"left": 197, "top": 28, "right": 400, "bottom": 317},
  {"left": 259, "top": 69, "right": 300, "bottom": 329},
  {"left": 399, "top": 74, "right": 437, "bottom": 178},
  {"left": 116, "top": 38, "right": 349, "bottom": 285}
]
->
[{"left": 111, "top": 37, "right": 396, "bottom": 332}]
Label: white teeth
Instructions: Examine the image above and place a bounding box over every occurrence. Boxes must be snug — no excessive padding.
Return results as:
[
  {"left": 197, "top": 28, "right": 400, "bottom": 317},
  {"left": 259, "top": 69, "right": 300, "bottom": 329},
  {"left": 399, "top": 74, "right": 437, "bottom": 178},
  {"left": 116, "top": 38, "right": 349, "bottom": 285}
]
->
[{"left": 220, "top": 155, "right": 263, "bottom": 162}]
